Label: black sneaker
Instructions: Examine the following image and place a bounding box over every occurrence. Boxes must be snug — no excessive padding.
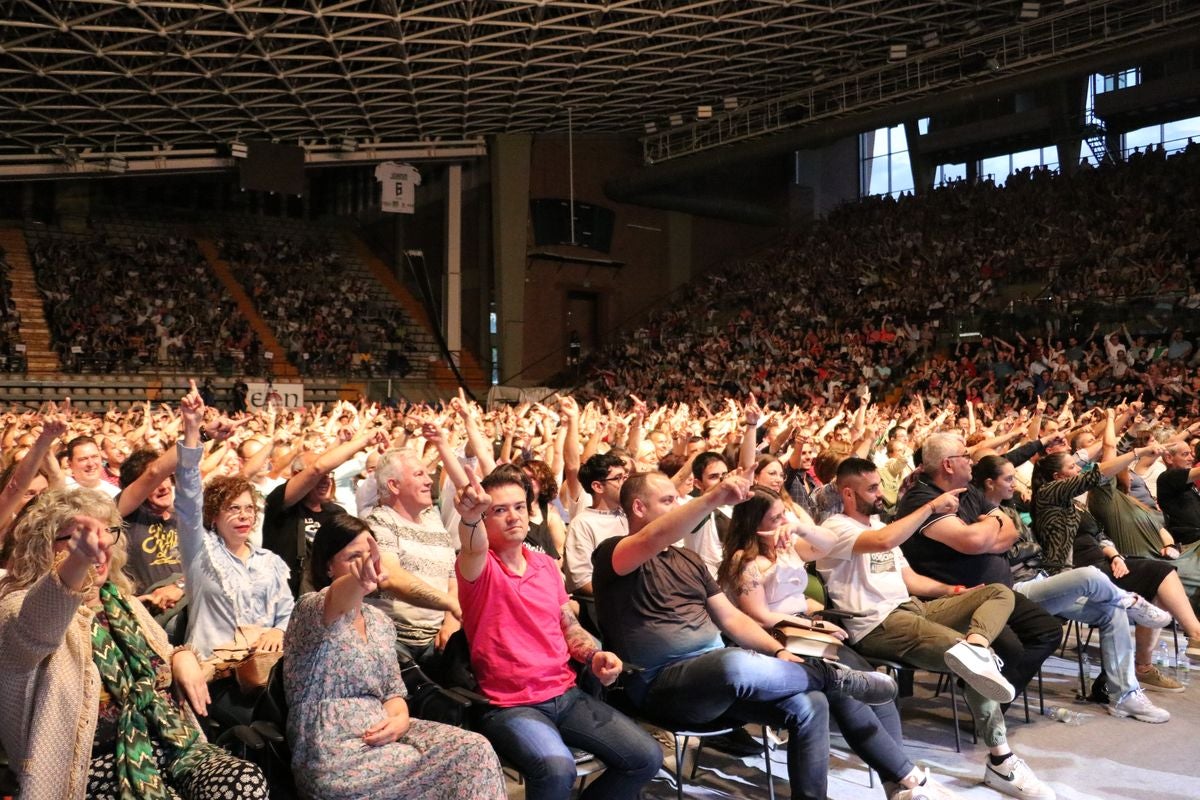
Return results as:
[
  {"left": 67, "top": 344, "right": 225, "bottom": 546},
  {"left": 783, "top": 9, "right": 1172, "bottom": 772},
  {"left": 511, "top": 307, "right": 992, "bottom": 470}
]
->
[{"left": 829, "top": 662, "right": 898, "bottom": 706}]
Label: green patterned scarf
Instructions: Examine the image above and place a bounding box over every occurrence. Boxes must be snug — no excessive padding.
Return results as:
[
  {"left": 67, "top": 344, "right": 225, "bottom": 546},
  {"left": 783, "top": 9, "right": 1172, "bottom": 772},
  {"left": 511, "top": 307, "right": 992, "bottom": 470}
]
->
[{"left": 91, "top": 581, "right": 211, "bottom": 800}]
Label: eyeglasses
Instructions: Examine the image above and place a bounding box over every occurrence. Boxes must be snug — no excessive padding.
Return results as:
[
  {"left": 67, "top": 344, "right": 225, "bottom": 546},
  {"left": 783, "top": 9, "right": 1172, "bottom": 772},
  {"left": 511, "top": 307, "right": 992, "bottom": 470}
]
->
[
  {"left": 55, "top": 525, "right": 123, "bottom": 545},
  {"left": 222, "top": 503, "right": 257, "bottom": 519},
  {"left": 599, "top": 473, "right": 628, "bottom": 483},
  {"left": 946, "top": 453, "right": 971, "bottom": 462}
]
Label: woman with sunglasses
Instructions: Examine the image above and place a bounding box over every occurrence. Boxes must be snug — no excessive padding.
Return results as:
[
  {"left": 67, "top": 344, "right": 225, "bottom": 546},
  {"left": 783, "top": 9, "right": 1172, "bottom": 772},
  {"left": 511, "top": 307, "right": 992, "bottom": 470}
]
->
[{"left": 0, "top": 487, "right": 267, "bottom": 800}]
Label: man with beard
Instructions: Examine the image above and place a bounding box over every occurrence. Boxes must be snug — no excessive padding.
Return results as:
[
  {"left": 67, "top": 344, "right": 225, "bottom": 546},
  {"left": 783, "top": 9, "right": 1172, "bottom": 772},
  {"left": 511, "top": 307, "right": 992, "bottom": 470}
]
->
[
  {"left": 817, "top": 458, "right": 1055, "bottom": 800},
  {"left": 262, "top": 427, "right": 386, "bottom": 595}
]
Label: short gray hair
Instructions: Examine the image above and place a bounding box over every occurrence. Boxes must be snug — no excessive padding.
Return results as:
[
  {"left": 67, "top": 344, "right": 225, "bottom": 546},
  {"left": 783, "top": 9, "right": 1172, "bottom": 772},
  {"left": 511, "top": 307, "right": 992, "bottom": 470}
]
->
[
  {"left": 922, "top": 433, "right": 964, "bottom": 474},
  {"left": 375, "top": 448, "right": 423, "bottom": 503}
]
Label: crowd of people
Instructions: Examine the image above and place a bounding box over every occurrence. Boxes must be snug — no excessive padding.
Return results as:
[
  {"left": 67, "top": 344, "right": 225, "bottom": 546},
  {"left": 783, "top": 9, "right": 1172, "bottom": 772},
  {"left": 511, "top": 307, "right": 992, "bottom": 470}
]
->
[
  {"left": 30, "top": 231, "right": 266, "bottom": 373},
  {"left": 3, "top": 381, "right": 1200, "bottom": 800},
  {"left": 579, "top": 142, "right": 1200, "bottom": 412},
  {"left": 220, "top": 234, "right": 411, "bottom": 377}
]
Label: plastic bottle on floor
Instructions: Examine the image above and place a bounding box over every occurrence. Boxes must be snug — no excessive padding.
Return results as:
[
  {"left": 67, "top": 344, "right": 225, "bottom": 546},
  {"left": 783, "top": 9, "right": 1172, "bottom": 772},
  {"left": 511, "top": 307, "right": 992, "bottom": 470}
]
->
[{"left": 1044, "top": 706, "right": 1089, "bottom": 725}]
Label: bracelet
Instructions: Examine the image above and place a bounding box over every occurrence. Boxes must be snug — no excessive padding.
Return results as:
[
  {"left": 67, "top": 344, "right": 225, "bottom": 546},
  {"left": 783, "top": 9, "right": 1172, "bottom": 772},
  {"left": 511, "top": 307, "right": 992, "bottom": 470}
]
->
[
  {"left": 171, "top": 643, "right": 200, "bottom": 659},
  {"left": 1108, "top": 554, "right": 1124, "bottom": 562},
  {"left": 772, "top": 647, "right": 788, "bottom": 658},
  {"left": 462, "top": 517, "right": 482, "bottom": 528}
]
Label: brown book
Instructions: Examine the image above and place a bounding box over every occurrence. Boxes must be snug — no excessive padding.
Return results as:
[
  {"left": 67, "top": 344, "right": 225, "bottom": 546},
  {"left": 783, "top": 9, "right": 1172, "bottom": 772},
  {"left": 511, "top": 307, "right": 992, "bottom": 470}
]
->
[{"left": 770, "top": 622, "right": 842, "bottom": 661}]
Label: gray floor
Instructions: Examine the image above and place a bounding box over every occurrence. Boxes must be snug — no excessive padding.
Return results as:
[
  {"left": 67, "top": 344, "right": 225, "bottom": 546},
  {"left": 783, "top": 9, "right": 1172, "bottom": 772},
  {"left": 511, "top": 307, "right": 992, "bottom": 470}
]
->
[{"left": 507, "top": 633, "right": 1200, "bottom": 799}]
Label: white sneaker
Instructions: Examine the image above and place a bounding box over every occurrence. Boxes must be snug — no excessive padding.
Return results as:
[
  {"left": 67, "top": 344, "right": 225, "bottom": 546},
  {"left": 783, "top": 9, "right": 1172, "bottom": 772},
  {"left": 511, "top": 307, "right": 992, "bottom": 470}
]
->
[
  {"left": 1122, "top": 594, "right": 1172, "bottom": 629},
  {"left": 890, "top": 768, "right": 964, "bottom": 799},
  {"left": 1108, "top": 688, "right": 1171, "bottom": 723},
  {"left": 944, "top": 641, "right": 1016, "bottom": 703},
  {"left": 983, "top": 754, "right": 1056, "bottom": 799}
]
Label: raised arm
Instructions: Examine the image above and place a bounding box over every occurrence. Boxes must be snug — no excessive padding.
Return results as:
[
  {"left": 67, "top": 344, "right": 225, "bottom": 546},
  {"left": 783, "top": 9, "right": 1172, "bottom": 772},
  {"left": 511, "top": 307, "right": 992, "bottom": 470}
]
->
[
  {"left": 281, "top": 428, "right": 383, "bottom": 509},
  {"left": 610, "top": 472, "right": 752, "bottom": 576},
  {"left": 560, "top": 396, "right": 583, "bottom": 503},
  {"left": 422, "top": 422, "right": 470, "bottom": 490},
  {"left": 453, "top": 469, "right": 493, "bottom": 582},
  {"left": 174, "top": 380, "right": 206, "bottom": 569},
  {"left": 0, "top": 417, "right": 66, "bottom": 542}
]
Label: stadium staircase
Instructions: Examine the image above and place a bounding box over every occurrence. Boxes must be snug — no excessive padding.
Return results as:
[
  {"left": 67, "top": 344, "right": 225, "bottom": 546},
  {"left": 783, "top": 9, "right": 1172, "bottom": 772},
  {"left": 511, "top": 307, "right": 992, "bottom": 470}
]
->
[
  {"left": 342, "top": 232, "right": 489, "bottom": 396},
  {"left": 195, "top": 238, "right": 299, "bottom": 379},
  {"left": 0, "top": 227, "right": 60, "bottom": 375}
]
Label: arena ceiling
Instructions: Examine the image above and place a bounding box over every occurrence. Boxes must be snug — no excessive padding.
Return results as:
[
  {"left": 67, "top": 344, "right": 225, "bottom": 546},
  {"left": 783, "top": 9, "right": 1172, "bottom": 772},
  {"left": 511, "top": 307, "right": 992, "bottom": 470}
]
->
[{"left": 0, "top": 0, "right": 1195, "bottom": 173}]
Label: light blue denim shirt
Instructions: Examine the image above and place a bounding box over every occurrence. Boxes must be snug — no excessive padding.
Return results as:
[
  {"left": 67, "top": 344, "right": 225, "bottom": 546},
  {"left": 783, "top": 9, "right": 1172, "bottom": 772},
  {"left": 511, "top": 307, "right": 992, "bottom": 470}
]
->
[{"left": 175, "top": 443, "right": 294, "bottom": 659}]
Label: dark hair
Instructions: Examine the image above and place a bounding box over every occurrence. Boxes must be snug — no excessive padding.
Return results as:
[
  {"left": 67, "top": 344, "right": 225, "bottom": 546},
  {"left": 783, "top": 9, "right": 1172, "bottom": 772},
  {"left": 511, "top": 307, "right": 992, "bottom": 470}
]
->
[
  {"left": 579, "top": 452, "right": 625, "bottom": 497},
  {"left": 481, "top": 464, "right": 535, "bottom": 507},
  {"left": 618, "top": 471, "right": 657, "bottom": 517},
  {"left": 834, "top": 456, "right": 877, "bottom": 485},
  {"left": 65, "top": 435, "right": 98, "bottom": 461},
  {"left": 717, "top": 487, "right": 781, "bottom": 593},
  {"left": 814, "top": 450, "right": 844, "bottom": 485},
  {"left": 752, "top": 454, "right": 780, "bottom": 481},
  {"left": 309, "top": 513, "right": 372, "bottom": 591},
  {"left": 203, "top": 475, "right": 256, "bottom": 530},
  {"left": 1029, "top": 452, "right": 1074, "bottom": 536},
  {"left": 119, "top": 448, "right": 161, "bottom": 489},
  {"left": 692, "top": 451, "right": 729, "bottom": 481},
  {"left": 515, "top": 458, "right": 557, "bottom": 506},
  {"left": 657, "top": 452, "right": 687, "bottom": 478},
  {"left": 971, "top": 455, "right": 1010, "bottom": 488}
]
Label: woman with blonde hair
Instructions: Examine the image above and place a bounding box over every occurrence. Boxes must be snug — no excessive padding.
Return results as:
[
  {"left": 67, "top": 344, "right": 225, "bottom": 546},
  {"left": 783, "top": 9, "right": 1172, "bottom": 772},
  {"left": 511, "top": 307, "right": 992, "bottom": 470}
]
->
[{"left": 0, "top": 487, "right": 267, "bottom": 800}]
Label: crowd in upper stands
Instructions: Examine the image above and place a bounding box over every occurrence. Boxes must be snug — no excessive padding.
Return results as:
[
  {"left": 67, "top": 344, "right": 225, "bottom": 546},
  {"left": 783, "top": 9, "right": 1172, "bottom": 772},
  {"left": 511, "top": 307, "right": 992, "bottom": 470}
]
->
[
  {"left": 3, "top": 378, "right": 1200, "bottom": 800},
  {"left": 30, "top": 232, "right": 265, "bottom": 373},
  {"left": 220, "top": 234, "right": 409, "bottom": 377},
  {"left": 580, "top": 142, "right": 1200, "bottom": 412}
]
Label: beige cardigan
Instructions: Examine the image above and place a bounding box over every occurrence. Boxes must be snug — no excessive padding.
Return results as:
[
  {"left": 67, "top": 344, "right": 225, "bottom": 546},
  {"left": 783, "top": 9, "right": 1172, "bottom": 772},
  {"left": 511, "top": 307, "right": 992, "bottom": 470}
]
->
[{"left": 0, "top": 571, "right": 200, "bottom": 800}]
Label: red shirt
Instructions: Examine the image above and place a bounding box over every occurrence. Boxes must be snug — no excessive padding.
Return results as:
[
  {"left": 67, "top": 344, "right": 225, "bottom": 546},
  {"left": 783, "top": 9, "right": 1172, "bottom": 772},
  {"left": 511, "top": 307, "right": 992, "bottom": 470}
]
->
[{"left": 457, "top": 547, "right": 577, "bottom": 707}]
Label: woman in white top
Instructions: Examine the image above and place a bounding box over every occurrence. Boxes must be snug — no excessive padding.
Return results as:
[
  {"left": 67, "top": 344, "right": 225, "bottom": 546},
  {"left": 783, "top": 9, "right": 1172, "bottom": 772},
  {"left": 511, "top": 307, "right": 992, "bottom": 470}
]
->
[{"left": 717, "top": 487, "right": 837, "bottom": 625}]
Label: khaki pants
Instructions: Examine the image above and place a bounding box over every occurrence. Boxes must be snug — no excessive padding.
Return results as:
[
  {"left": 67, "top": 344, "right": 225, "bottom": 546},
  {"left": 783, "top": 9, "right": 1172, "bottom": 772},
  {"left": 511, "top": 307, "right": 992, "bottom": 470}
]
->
[{"left": 856, "top": 584, "right": 1015, "bottom": 747}]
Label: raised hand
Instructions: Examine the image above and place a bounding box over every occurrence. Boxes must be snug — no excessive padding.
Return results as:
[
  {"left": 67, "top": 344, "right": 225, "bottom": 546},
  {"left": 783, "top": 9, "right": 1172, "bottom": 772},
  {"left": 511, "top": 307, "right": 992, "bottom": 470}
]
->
[
  {"left": 347, "top": 536, "right": 387, "bottom": 595},
  {"left": 454, "top": 468, "right": 492, "bottom": 524},
  {"left": 712, "top": 469, "right": 753, "bottom": 506}
]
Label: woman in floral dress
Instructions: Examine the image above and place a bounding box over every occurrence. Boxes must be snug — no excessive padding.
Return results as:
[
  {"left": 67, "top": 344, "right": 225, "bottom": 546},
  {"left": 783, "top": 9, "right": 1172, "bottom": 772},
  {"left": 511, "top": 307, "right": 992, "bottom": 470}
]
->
[{"left": 283, "top": 513, "right": 505, "bottom": 800}]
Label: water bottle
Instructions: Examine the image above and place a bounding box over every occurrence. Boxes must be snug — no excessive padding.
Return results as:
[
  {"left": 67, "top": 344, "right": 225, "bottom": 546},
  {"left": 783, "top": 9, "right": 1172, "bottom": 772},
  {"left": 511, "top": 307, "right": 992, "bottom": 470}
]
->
[
  {"left": 1044, "top": 706, "right": 1088, "bottom": 725},
  {"left": 1154, "top": 641, "right": 1169, "bottom": 669},
  {"left": 1178, "top": 653, "right": 1192, "bottom": 687}
]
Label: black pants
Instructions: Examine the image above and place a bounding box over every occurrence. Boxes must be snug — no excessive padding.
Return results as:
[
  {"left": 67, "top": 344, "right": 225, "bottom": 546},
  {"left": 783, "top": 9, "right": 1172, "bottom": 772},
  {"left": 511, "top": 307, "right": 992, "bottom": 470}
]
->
[{"left": 990, "top": 591, "right": 1063, "bottom": 700}]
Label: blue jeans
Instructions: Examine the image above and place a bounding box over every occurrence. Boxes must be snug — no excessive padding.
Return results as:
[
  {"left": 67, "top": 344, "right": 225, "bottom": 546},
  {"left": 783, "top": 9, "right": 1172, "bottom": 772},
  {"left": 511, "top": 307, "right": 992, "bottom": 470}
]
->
[
  {"left": 479, "top": 686, "right": 661, "bottom": 800},
  {"left": 1016, "top": 566, "right": 1137, "bottom": 701},
  {"left": 641, "top": 648, "right": 913, "bottom": 800}
]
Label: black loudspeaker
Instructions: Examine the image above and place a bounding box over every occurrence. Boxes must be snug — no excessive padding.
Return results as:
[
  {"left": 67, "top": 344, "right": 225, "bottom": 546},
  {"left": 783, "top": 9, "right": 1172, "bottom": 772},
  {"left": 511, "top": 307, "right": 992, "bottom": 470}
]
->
[
  {"left": 239, "top": 142, "right": 306, "bottom": 196},
  {"left": 530, "top": 199, "right": 615, "bottom": 253}
]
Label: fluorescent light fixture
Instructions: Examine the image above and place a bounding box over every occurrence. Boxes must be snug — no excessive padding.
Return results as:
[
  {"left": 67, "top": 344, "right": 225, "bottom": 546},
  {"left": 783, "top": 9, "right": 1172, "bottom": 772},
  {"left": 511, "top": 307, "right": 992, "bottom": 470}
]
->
[
  {"left": 669, "top": 113, "right": 684, "bottom": 127},
  {"left": 229, "top": 140, "right": 248, "bottom": 158},
  {"left": 722, "top": 96, "right": 738, "bottom": 110},
  {"left": 338, "top": 136, "right": 357, "bottom": 153},
  {"left": 644, "top": 122, "right": 657, "bottom": 134},
  {"left": 1019, "top": 2, "right": 1040, "bottom": 20},
  {"left": 923, "top": 31, "right": 939, "bottom": 48},
  {"left": 964, "top": 20, "right": 983, "bottom": 36},
  {"left": 105, "top": 155, "right": 127, "bottom": 174},
  {"left": 889, "top": 44, "right": 908, "bottom": 61},
  {"left": 696, "top": 105, "right": 713, "bottom": 120}
]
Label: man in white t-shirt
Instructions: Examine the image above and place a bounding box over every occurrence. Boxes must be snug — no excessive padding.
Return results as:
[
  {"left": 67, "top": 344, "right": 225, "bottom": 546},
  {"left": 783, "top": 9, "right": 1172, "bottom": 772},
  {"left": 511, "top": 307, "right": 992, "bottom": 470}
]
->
[
  {"left": 816, "top": 457, "right": 1056, "bottom": 800},
  {"left": 563, "top": 452, "right": 628, "bottom": 596}
]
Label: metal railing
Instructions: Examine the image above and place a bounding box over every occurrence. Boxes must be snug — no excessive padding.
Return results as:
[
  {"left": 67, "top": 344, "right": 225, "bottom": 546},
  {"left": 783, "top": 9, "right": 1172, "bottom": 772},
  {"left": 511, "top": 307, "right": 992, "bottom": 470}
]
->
[{"left": 642, "top": 0, "right": 1195, "bottom": 164}]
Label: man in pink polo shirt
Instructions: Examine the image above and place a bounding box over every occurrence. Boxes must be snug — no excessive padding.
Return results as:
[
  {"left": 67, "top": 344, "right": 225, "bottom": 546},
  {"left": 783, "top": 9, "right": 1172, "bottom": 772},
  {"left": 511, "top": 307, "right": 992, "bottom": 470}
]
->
[{"left": 453, "top": 466, "right": 661, "bottom": 800}]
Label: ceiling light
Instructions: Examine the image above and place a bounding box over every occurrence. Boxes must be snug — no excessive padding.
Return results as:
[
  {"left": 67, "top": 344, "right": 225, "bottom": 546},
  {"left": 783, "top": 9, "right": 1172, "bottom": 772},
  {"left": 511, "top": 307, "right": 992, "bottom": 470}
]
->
[
  {"left": 964, "top": 21, "right": 983, "bottom": 36},
  {"left": 1019, "top": 2, "right": 1040, "bottom": 20},
  {"left": 923, "top": 31, "right": 939, "bottom": 49},
  {"left": 889, "top": 44, "right": 908, "bottom": 61},
  {"left": 338, "top": 136, "right": 357, "bottom": 153},
  {"left": 696, "top": 105, "right": 712, "bottom": 120},
  {"left": 669, "top": 113, "right": 684, "bottom": 127},
  {"left": 723, "top": 96, "right": 738, "bottom": 111},
  {"left": 105, "top": 155, "right": 127, "bottom": 174},
  {"left": 644, "top": 122, "right": 657, "bottom": 134},
  {"left": 229, "top": 140, "right": 248, "bottom": 158}
]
